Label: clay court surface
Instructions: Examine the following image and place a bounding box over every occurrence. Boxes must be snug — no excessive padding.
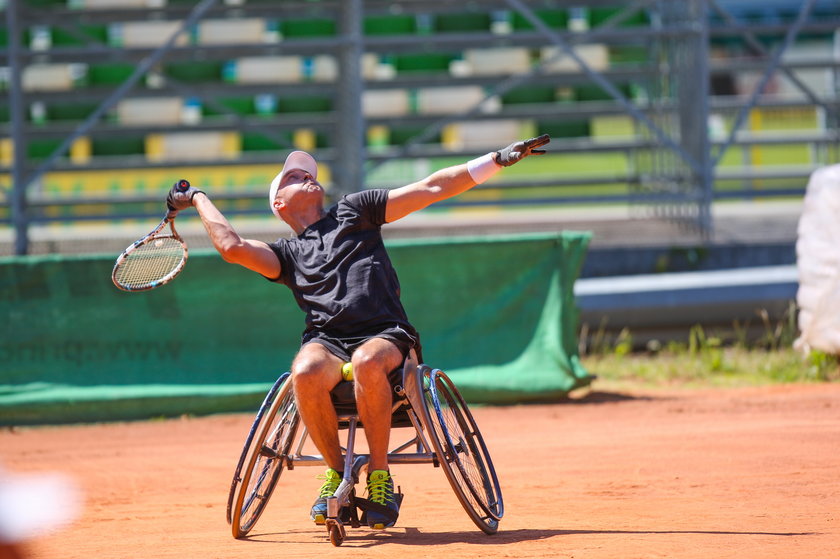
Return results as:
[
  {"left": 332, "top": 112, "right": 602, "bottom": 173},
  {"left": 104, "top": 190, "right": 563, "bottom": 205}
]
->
[{"left": 2, "top": 382, "right": 838, "bottom": 559}]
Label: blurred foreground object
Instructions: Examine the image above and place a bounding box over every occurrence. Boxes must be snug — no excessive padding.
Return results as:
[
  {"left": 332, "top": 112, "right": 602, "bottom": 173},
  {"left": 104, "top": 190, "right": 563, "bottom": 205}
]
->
[
  {"left": 0, "top": 467, "right": 81, "bottom": 559},
  {"left": 795, "top": 164, "right": 840, "bottom": 354}
]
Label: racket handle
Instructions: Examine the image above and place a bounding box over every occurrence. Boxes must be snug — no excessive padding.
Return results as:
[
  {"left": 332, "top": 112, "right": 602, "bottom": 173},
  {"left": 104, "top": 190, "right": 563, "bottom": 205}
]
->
[{"left": 166, "top": 179, "right": 193, "bottom": 218}]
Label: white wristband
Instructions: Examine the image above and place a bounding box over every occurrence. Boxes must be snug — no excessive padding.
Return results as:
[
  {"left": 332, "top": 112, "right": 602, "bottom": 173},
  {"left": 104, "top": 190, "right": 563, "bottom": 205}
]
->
[{"left": 467, "top": 152, "right": 502, "bottom": 184}]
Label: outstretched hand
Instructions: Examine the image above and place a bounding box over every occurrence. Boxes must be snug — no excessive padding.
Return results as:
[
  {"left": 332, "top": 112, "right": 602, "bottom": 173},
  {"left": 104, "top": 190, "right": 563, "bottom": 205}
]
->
[
  {"left": 166, "top": 179, "right": 204, "bottom": 212},
  {"left": 494, "top": 134, "right": 551, "bottom": 167}
]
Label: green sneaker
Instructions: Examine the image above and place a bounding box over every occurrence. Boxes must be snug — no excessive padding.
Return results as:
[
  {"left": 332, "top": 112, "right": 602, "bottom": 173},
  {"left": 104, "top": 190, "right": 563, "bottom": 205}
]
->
[
  {"left": 310, "top": 468, "right": 342, "bottom": 525},
  {"left": 364, "top": 470, "right": 400, "bottom": 529}
]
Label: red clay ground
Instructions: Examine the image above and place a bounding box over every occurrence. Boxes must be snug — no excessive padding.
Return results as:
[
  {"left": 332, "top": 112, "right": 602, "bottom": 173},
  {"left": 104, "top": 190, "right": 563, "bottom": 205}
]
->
[{"left": 2, "top": 382, "right": 838, "bottom": 559}]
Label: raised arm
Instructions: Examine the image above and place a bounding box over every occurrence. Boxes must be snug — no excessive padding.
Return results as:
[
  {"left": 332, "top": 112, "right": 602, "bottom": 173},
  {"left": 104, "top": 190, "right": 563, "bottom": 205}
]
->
[
  {"left": 167, "top": 185, "right": 282, "bottom": 279},
  {"left": 385, "top": 134, "right": 550, "bottom": 222}
]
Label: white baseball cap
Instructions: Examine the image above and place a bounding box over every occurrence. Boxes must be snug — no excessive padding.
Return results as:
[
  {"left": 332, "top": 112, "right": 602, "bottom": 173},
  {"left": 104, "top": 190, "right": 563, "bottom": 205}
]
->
[{"left": 268, "top": 150, "right": 318, "bottom": 218}]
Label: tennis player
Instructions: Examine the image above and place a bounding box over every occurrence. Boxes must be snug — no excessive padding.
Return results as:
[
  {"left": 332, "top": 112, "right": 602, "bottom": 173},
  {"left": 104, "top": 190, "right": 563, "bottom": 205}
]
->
[{"left": 166, "top": 134, "right": 549, "bottom": 529}]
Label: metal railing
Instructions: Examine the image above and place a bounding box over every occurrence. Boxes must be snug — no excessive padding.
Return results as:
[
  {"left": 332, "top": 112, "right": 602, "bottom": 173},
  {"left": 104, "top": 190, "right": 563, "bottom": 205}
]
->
[{"left": 2, "top": 0, "right": 839, "bottom": 253}]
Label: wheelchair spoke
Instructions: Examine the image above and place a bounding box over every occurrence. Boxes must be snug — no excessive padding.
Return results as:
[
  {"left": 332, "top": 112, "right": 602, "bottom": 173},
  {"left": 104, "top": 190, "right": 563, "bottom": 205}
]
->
[
  {"left": 230, "top": 378, "right": 300, "bottom": 538},
  {"left": 240, "top": 457, "right": 272, "bottom": 517},
  {"left": 417, "top": 366, "right": 504, "bottom": 533}
]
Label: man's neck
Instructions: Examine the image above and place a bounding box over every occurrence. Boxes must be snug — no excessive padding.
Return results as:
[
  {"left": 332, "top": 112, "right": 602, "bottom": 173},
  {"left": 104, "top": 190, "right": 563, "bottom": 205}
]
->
[{"left": 284, "top": 206, "right": 326, "bottom": 235}]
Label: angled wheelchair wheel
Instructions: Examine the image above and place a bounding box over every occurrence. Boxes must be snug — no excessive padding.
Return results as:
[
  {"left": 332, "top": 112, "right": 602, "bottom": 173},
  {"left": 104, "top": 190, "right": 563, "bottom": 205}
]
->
[
  {"left": 415, "top": 365, "right": 504, "bottom": 534},
  {"left": 226, "top": 374, "right": 286, "bottom": 526},
  {"left": 228, "top": 373, "right": 301, "bottom": 538}
]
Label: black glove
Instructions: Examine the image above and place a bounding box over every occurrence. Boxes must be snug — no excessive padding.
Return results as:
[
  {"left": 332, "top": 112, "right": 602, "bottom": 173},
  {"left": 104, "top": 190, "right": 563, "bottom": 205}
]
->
[
  {"left": 166, "top": 179, "right": 204, "bottom": 212},
  {"left": 494, "top": 134, "right": 551, "bottom": 167}
]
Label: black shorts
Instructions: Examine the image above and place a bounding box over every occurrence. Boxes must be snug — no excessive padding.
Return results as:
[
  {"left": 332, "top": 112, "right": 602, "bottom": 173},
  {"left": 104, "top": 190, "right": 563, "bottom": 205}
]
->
[{"left": 303, "top": 327, "right": 418, "bottom": 363}]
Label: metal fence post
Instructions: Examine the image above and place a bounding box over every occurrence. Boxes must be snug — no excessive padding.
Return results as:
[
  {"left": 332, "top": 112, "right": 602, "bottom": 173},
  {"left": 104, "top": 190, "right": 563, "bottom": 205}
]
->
[
  {"left": 334, "top": 0, "right": 365, "bottom": 196},
  {"left": 681, "top": 0, "right": 713, "bottom": 236},
  {"left": 7, "top": 0, "right": 28, "bottom": 255}
]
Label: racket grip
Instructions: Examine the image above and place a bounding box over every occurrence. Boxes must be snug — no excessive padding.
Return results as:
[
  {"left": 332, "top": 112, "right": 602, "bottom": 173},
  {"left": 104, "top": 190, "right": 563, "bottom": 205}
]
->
[{"left": 166, "top": 179, "right": 193, "bottom": 217}]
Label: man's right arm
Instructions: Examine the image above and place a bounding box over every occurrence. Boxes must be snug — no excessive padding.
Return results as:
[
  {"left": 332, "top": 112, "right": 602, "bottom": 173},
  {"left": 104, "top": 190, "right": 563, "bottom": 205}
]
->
[
  {"left": 384, "top": 134, "right": 550, "bottom": 223},
  {"left": 192, "top": 192, "right": 282, "bottom": 279}
]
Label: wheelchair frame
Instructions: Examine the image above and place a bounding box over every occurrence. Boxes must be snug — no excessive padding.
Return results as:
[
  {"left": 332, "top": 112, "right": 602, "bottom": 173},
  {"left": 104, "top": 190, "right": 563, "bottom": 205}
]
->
[{"left": 225, "top": 349, "right": 504, "bottom": 546}]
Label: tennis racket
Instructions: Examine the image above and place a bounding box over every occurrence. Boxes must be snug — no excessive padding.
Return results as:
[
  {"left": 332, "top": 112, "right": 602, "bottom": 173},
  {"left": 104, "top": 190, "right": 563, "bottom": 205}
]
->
[{"left": 111, "top": 179, "right": 191, "bottom": 292}]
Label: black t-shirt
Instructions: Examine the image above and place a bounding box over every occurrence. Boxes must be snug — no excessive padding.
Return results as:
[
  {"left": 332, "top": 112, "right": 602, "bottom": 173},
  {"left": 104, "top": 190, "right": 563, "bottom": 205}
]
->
[{"left": 268, "top": 189, "right": 418, "bottom": 345}]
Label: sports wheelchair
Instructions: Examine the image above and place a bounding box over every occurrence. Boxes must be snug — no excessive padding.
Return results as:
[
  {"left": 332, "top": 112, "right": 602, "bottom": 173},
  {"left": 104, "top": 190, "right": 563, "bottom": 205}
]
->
[{"left": 225, "top": 350, "right": 504, "bottom": 546}]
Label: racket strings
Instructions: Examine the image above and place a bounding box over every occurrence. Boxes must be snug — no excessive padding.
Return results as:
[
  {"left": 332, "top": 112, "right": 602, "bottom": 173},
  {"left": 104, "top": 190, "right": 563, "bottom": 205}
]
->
[{"left": 114, "top": 237, "right": 186, "bottom": 289}]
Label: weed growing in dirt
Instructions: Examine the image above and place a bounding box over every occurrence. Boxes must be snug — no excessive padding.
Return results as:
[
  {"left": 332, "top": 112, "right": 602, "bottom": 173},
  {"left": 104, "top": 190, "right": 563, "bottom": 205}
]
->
[
  {"left": 579, "top": 303, "right": 840, "bottom": 388},
  {"left": 582, "top": 347, "right": 840, "bottom": 389}
]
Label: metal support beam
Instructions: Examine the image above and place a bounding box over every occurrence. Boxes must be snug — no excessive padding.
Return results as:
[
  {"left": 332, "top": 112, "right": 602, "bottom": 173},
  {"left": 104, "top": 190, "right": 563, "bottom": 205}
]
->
[
  {"left": 712, "top": 0, "right": 817, "bottom": 167},
  {"left": 506, "top": 0, "right": 705, "bottom": 177},
  {"left": 709, "top": 0, "right": 835, "bottom": 122},
  {"left": 21, "top": 0, "right": 219, "bottom": 194},
  {"left": 7, "top": 0, "right": 28, "bottom": 255},
  {"left": 365, "top": 0, "right": 659, "bottom": 174},
  {"left": 334, "top": 0, "right": 365, "bottom": 196},
  {"left": 679, "top": 0, "right": 713, "bottom": 235},
  {"left": 694, "top": 0, "right": 713, "bottom": 237}
]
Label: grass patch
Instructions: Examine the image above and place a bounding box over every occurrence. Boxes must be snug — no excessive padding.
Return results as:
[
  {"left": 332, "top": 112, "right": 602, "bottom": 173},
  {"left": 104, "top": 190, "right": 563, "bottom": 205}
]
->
[
  {"left": 582, "top": 346, "right": 840, "bottom": 391},
  {"left": 579, "top": 307, "right": 840, "bottom": 390}
]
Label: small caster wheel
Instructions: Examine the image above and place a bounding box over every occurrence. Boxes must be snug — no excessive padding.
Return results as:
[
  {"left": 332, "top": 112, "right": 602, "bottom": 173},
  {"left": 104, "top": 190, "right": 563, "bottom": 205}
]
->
[{"left": 327, "top": 519, "right": 345, "bottom": 546}]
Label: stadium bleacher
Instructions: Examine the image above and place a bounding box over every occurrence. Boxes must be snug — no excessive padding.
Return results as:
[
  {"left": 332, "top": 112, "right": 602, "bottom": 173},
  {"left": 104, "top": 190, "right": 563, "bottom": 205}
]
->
[{"left": 1, "top": 0, "right": 838, "bottom": 248}]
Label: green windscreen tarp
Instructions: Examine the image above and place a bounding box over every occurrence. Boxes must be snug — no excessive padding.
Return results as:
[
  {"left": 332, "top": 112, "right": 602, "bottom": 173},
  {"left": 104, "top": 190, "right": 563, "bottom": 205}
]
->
[{"left": 0, "top": 232, "right": 592, "bottom": 425}]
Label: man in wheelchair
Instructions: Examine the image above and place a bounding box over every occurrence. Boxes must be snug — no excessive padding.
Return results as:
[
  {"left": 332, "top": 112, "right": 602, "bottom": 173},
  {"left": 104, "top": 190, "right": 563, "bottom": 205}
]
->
[{"left": 167, "top": 134, "right": 549, "bottom": 529}]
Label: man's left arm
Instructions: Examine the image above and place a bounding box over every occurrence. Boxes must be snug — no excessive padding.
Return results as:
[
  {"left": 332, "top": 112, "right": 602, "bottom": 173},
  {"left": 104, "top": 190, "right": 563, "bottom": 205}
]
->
[{"left": 384, "top": 135, "right": 549, "bottom": 223}]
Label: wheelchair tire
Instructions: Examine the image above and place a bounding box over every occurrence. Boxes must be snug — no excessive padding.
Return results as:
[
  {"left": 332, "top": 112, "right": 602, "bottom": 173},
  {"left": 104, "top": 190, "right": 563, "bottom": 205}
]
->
[
  {"left": 415, "top": 365, "right": 504, "bottom": 534},
  {"left": 229, "top": 373, "right": 301, "bottom": 539},
  {"left": 225, "top": 374, "right": 286, "bottom": 526}
]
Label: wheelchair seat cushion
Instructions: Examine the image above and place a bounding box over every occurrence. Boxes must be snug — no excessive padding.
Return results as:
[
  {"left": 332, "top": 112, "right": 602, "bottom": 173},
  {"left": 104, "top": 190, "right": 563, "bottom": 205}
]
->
[
  {"left": 329, "top": 366, "right": 413, "bottom": 428},
  {"left": 330, "top": 366, "right": 402, "bottom": 406}
]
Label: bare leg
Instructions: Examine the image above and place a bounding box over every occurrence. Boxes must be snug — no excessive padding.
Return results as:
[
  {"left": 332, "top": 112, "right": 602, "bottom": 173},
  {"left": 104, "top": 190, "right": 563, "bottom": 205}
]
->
[
  {"left": 290, "top": 343, "right": 344, "bottom": 471},
  {"left": 350, "top": 338, "right": 404, "bottom": 472}
]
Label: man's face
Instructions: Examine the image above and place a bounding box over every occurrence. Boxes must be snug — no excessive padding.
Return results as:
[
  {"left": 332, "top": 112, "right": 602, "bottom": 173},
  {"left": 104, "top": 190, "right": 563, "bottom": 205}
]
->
[{"left": 275, "top": 168, "right": 324, "bottom": 208}]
